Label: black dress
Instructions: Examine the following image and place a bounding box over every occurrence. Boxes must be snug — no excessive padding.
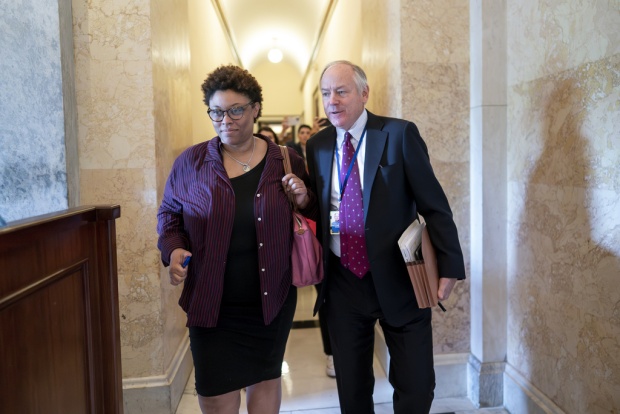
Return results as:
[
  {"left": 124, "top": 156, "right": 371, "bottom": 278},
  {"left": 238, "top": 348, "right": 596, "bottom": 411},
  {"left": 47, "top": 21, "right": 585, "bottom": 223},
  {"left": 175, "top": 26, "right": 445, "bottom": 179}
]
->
[{"left": 188, "top": 155, "right": 296, "bottom": 397}]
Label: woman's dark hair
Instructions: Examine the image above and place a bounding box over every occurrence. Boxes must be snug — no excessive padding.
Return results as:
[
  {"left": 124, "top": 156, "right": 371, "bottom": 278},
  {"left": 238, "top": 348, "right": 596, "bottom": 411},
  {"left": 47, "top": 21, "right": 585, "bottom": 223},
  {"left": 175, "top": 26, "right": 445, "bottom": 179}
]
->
[
  {"left": 257, "top": 126, "right": 278, "bottom": 141},
  {"left": 298, "top": 124, "right": 312, "bottom": 132},
  {"left": 201, "top": 65, "right": 263, "bottom": 119}
]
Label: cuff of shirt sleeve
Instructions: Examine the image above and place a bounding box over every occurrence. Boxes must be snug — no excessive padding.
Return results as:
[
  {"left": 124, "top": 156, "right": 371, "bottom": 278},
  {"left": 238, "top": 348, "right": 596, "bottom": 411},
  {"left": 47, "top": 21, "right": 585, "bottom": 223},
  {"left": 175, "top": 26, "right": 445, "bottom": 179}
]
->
[{"left": 158, "top": 237, "right": 189, "bottom": 267}]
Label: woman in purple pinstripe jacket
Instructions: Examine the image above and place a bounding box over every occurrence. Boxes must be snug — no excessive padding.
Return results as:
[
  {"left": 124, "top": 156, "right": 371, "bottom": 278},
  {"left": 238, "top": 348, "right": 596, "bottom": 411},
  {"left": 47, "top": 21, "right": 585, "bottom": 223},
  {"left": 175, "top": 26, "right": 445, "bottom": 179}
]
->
[{"left": 157, "top": 65, "right": 316, "bottom": 414}]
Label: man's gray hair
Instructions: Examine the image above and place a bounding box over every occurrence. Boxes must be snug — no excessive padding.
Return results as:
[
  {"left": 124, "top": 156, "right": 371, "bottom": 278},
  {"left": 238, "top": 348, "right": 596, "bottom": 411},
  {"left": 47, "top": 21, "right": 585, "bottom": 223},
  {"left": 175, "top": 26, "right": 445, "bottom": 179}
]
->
[{"left": 320, "top": 60, "right": 368, "bottom": 94}]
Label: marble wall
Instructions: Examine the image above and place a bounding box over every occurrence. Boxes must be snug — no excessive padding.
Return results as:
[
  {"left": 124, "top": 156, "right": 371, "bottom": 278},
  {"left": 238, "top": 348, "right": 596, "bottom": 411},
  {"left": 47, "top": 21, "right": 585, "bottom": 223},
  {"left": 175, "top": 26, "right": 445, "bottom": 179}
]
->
[
  {"left": 0, "top": 0, "right": 68, "bottom": 222},
  {"left": 361, "top": 0, "right": 402, "bottom": 117},
  {"left": 73, "top": 0, "right": 162, "bottom": 379},
  {"left": 506, "top": 0, "right": 620, "bottom": 412},
  {"left": 73, "top": 0, "right": 193, "bottom": 411},
  {"left": 399, "top": 0, "right": 471, "bottom": 354}
]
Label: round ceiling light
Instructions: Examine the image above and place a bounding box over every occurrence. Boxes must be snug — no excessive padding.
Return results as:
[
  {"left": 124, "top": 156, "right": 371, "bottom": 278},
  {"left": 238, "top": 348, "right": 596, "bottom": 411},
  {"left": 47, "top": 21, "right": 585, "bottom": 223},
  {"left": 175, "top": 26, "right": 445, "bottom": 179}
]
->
[{"left": 268, "top": 48, "right": 283, "bottom": 63}]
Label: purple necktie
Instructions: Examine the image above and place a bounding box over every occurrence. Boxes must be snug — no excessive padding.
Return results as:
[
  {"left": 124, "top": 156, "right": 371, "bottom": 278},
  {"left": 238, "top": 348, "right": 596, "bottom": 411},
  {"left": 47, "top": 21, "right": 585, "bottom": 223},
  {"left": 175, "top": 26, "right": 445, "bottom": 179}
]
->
[{"left": 339, "top": 132, "right": 370, "bottom": 278}]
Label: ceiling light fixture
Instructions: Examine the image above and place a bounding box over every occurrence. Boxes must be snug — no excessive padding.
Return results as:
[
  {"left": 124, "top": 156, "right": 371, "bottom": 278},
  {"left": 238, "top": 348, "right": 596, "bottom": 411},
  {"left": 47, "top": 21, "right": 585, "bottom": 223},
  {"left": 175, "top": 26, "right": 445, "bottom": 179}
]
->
[{"left": 268, "top": 47, "right": 283, "bottom": 63}]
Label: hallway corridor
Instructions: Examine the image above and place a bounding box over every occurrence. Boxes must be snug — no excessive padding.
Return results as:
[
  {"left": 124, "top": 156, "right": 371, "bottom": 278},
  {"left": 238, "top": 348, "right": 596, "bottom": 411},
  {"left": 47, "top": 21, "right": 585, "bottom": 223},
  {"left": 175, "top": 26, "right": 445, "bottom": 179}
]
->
[{"left": 174, "top": 287, "right": 509, "bottom": 414}]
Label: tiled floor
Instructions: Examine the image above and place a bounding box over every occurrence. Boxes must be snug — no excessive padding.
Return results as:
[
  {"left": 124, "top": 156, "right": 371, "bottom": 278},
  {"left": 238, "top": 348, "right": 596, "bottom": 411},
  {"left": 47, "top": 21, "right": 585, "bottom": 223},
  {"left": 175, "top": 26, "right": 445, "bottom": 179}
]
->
[{"left": 175, "top": 287, "right": 509, "bottom": 414}]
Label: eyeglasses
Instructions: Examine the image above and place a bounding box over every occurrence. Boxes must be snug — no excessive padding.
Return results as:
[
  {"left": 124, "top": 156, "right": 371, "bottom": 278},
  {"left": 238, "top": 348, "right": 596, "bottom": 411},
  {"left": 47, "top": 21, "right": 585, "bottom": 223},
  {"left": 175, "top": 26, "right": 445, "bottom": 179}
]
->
[{"left": 207, "top": 102, "right": 254, "bottom": 122}]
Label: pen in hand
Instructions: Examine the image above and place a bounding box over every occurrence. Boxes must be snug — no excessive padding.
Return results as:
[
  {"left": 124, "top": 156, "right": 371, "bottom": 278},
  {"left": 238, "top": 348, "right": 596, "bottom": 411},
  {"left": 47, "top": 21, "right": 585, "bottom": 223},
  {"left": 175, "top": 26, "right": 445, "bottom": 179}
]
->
[{"left": 182, "top": 256, "right": 191, "bottom": 268}]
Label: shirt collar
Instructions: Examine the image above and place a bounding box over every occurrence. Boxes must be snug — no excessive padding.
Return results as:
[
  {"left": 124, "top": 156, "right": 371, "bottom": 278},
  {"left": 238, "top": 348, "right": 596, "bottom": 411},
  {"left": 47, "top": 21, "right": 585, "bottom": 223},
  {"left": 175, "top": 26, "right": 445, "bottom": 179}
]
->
[{"left": 336, "top": 109, "right": 368, "bottom": 149}]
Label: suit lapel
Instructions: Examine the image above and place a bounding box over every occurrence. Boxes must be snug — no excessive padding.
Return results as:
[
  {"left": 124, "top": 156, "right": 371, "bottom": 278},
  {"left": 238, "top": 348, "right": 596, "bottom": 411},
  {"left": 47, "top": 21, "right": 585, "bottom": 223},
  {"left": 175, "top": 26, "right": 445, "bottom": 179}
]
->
[{"left": 363, "top": 112, "right": 387, "bottom": 222}]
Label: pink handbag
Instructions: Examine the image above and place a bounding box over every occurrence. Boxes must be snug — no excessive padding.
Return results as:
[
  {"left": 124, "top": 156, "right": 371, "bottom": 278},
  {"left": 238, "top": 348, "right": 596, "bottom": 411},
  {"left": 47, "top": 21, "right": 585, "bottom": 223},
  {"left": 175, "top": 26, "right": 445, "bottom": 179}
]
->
[{"left": 280, "top": 146, "right": 324, "bottom": 287}]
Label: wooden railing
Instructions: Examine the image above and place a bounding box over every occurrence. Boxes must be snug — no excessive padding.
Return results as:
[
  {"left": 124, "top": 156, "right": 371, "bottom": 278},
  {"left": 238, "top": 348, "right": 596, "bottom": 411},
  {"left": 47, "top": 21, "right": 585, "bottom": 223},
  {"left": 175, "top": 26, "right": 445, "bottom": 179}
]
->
[{"left": 0, "top": 205, "right": 123, "bottom": 414}]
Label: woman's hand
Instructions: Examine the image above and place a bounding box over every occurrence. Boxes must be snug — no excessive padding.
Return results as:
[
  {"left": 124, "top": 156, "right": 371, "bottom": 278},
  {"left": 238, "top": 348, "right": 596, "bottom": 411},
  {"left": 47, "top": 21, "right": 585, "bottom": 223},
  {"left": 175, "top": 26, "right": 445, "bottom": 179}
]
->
[
  {"left": 282, "top": 173, "right": 309, "bottom": 209},
  {"left": 169, "top": 248, "right": 192, "bottom": 286}
]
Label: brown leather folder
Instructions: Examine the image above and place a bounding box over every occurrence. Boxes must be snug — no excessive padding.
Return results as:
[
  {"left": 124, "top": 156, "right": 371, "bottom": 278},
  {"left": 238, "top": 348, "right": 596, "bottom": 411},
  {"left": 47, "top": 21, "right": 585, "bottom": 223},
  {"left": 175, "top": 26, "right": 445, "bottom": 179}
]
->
[{"left": 403, "top": 223, "right": 439, "bottom": 308}]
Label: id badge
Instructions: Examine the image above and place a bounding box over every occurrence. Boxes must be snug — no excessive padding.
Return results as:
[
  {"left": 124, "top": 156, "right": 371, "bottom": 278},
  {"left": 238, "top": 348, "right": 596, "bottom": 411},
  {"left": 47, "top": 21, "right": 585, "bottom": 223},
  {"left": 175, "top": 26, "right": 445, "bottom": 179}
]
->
[{"left": 329, "top": 209, "right": 340, "bottom": 234}]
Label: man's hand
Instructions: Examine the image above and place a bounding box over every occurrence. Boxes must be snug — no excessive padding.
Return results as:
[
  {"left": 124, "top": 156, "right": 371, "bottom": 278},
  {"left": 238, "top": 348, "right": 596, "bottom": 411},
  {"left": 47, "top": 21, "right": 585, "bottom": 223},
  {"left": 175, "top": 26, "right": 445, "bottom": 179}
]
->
[{"left": 437, "top": 278, "right": 457, "bottom": 301}]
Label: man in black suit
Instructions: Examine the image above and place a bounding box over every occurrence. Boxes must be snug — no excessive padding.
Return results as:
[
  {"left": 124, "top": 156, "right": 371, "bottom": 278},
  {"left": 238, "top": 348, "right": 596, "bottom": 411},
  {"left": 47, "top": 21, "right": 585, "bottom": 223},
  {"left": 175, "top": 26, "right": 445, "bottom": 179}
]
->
[{"left": 305, "top": 60, "right": 466, "bottom": 414}]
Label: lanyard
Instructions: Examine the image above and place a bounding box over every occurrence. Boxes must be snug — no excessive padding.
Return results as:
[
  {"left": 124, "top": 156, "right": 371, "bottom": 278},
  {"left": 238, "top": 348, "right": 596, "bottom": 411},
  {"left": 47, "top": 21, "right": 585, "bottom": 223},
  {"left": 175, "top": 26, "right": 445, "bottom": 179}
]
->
[{"left": 336, "top": 128, "right": 367, "bottom": 202}]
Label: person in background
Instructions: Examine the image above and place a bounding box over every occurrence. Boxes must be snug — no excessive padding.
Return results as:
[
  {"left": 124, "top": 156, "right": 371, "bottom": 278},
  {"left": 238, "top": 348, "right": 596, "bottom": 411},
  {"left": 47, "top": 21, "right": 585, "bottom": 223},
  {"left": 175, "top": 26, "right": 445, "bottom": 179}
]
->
[
  {"left": 305, "top": 60, "right": 465, "bottom": 413},
  {"left": 279, "top": 118, "right": 293, "bottom": 144},
  {"left": 286, "top": 123, "right": 311, "bottom": 162},
  {"left": 157, "top": 64, "right": 315, "bottom": 414},
  {"left": 257, "top": 125, "right": 279, "bottom": 143}
]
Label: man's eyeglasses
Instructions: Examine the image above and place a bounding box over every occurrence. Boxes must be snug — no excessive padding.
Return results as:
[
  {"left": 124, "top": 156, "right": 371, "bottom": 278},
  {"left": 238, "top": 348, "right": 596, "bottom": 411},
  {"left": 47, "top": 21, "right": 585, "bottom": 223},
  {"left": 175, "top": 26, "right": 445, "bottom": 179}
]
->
[{"left": 207, "top": 102, "right": 254, "bottom": 122}]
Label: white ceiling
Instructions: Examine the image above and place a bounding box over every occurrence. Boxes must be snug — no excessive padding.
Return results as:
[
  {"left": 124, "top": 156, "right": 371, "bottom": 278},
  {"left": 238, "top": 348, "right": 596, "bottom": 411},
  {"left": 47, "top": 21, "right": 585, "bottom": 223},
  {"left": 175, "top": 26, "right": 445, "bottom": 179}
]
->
[{"left": 213, "top": 0, "right": 334, "bottom": 75}]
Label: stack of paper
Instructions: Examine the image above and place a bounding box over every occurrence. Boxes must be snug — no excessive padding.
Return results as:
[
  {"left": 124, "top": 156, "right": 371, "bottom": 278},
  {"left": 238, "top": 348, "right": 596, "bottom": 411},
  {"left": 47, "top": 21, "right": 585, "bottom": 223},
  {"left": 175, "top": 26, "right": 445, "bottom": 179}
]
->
[
  {"left": 397, "top": 219, "right": 424, "bottom": 263},
  {"left": 398, "top": 220, "right": 439, "bottom": 308}
]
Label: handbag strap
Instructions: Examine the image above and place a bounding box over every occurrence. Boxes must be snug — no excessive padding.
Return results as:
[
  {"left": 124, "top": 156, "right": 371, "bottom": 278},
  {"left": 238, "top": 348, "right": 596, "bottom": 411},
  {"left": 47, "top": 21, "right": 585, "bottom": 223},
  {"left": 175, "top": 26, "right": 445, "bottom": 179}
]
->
[
  {"left": 279, "top": 145, "right": 298, "bottom": 211},
  {"left": 280, "top": 145, "right": 292, "bottom": 175}
]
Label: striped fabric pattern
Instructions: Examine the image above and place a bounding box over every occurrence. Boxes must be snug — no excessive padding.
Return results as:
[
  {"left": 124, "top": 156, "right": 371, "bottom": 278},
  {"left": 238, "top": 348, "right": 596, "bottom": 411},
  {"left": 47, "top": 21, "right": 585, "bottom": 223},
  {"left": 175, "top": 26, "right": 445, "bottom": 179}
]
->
[{"left": 157, "top": 136, "right": 313, "bottom": 327}]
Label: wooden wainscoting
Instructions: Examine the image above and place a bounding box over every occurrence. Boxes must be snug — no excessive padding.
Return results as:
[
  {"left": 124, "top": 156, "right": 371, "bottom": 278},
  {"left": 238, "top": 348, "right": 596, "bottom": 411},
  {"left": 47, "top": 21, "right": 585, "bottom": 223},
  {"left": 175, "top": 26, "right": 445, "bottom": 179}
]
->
[{"left": 0, "top": 205, "right": 123, "bottom": 414}]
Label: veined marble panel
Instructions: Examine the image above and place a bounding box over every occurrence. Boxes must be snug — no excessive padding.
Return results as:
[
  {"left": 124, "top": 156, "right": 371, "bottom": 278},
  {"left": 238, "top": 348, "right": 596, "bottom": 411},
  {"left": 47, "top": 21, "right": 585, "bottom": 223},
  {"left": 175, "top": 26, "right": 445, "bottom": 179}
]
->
[
  {"left": 73, "top": 0, "right": 155, "bottom": 170},
  {"left": 507, "top": 54, "right": 620, "bottom": 413},
  {"left": 398, "top": 0, "right": 471, "bottom": 355},
  {"left": 402, "top": 0, "right": 470, "bottom": 64},
  {"left": 81, "top": 167, "right": 164, "bottom": 376},
  {"left": 508, "top": 0, "right": 620, "bottom": 85},
  {"left": 402, "top": 62, "right": 470, "bottom": 164},
  {"left": 508, "top": 56, "right": 619, "bottom": 195},
  {"left": 81, "top": 168, "right": 158, "bottom": 274}
]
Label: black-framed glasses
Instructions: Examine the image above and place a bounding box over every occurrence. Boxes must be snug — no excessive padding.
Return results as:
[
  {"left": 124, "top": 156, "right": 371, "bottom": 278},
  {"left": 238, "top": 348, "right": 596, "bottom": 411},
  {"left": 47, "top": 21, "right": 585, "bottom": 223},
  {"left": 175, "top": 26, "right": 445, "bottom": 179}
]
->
[{"left": 207, "top": 101, "right": 254, "bottom": 122}]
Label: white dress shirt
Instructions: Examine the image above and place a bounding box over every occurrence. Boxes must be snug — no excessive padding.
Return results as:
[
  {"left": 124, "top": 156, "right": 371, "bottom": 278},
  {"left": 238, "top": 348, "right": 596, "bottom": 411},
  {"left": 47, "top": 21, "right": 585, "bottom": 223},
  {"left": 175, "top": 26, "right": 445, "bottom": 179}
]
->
[{"left": 329, "top": 109, "right": 368, "bottom": 256}]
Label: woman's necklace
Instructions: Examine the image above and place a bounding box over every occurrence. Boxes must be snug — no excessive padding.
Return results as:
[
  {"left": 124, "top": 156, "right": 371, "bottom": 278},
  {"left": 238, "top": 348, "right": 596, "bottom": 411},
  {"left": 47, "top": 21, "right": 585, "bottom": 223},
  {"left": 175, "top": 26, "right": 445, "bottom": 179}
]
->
[{"left": 222, "top": 137, "right": 256, "bottom": 172}]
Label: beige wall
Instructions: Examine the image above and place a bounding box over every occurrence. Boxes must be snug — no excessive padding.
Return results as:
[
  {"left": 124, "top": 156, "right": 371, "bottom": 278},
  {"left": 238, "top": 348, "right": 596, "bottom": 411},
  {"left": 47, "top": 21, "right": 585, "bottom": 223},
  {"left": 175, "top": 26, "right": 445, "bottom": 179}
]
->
[
  {"left": 188, "top": 0, "right": 238, "bottom": 144},
  {"left": 505, "top": 0, "right": 620, "bottom": 412},
  {"left": 254, "top": 60, "right": 303, "bottom": 118},
  {"left": 301, "top": 0, "right": 363, "bottom": 123},
  {"left": 189, "top": 10, "right": 301, "bottom": 140}
]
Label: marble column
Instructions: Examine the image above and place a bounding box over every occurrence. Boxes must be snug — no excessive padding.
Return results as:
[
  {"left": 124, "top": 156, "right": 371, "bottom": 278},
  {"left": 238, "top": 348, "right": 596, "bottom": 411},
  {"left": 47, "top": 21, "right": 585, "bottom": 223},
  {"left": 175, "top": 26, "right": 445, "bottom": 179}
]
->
[
  {"left": 400, "top": 0, "right": 473, "bottom": 345},
  {"left": 73, "top": 1, "right": 193, "bottom": 412},
  {"left": 468, "top": 0, "right": 507, "bottom": 407}
]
